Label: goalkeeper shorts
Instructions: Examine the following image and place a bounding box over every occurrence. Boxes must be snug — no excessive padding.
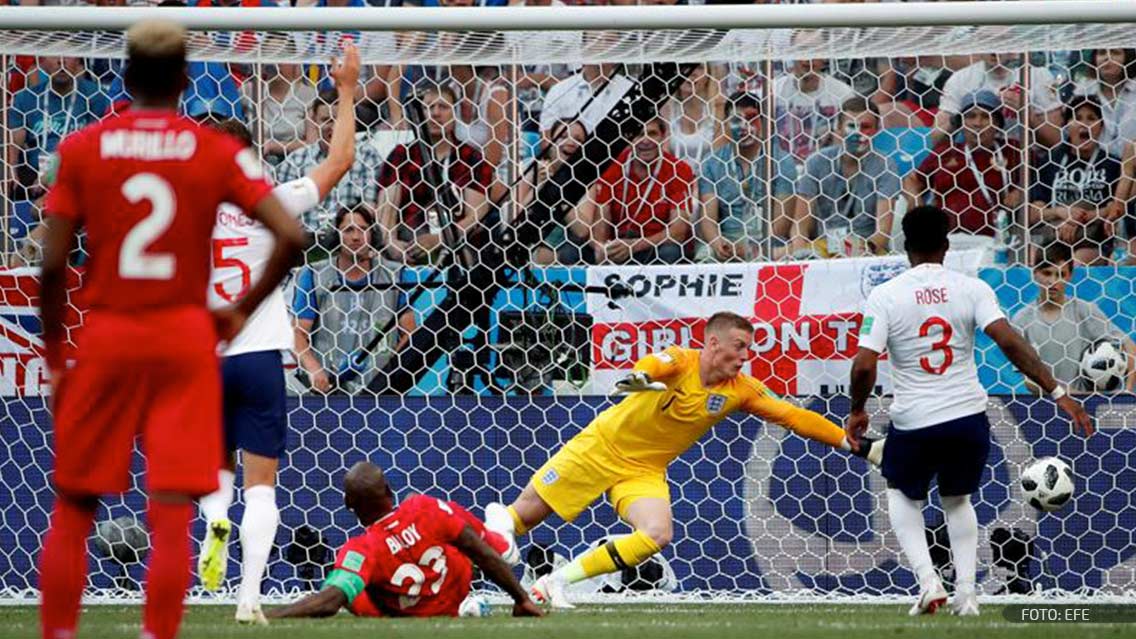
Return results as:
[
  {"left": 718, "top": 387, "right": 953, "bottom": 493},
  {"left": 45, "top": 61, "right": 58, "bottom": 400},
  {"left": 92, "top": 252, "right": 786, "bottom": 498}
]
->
[{"left": 532, "top": 430, "right": 670, "bottom": 521}]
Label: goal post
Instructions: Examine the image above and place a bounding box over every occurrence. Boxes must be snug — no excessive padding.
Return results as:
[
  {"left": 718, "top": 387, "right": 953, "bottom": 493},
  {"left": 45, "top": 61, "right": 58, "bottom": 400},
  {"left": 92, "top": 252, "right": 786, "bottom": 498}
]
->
[{"left": 0, "top": 2, "right": 1135, "bottom": 605}]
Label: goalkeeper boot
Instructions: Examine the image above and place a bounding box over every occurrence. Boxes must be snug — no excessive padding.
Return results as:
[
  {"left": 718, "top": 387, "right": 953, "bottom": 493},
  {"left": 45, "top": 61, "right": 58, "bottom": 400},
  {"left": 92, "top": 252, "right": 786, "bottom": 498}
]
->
[
  {"left": 235, "top": 602, "right": 269, "bottom": 626},
  {"left": 198, "top": 518, "right": 232, "bottom": 592},
  {"left": 951, "top": 590, "right": 980, "bottom": 616},
  {"left": 531, "top": 572, "right": 575, "bottom": 610},
  {"left": 484, "top": 502, "right": 521, "bottom": 566},
  {"left": 908, "top": 577, "right": 948, "bottom": 616}
]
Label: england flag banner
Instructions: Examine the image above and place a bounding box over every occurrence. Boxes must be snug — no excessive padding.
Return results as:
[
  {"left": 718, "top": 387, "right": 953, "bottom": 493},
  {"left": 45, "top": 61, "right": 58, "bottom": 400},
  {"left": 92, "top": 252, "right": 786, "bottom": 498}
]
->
[{"left": 584, "top": 251, "right": 985, "bottom": 396}]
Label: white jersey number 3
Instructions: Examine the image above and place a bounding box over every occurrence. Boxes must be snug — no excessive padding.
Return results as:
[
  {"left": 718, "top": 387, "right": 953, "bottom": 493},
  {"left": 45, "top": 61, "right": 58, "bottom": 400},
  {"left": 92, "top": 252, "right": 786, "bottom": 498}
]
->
[{"left": 119, "top": 173, "right": 176, "bottom": 280}]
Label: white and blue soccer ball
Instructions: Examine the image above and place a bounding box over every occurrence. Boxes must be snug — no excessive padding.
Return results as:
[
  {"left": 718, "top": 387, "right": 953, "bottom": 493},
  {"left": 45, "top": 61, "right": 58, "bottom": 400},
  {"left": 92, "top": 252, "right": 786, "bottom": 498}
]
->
[
  {"left": 1080, "top": 339, "right": 1127, "bottom": 392},
  {"left": 1020, "top": 457, "right": 1076, "bottom": 512},
  {"left": 459, "top": 594, "right": 492, "bottom": 617}
]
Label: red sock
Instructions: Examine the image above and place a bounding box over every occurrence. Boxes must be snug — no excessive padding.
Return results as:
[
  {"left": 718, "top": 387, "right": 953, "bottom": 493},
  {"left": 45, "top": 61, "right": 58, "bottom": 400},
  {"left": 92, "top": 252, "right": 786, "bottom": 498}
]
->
[
  {"left": 448, "top": 501, "right": 511, "bottom": 556},
  {"left": 40, "top": 496, "right": 96, "bottom": 639},
  {"left": 142, "top": 500, "right": 192, "bottom": 639}
]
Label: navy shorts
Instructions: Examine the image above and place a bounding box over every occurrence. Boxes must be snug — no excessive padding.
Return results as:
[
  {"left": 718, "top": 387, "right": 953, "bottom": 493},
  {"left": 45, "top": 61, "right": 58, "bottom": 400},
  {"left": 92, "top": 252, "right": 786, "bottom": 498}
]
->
[
  {"left": 221, "top": 350, "right": 287, "bottom": 458},
  {"left": 881, "top": 412, "right": 990, "bottom": 501}
]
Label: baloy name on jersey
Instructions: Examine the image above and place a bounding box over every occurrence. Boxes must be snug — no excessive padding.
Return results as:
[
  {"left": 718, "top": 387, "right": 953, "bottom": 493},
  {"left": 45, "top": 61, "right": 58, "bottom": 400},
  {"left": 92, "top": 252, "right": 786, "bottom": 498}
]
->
[{"left": 385, "top": 524, "right": 423, "bottom": 555}]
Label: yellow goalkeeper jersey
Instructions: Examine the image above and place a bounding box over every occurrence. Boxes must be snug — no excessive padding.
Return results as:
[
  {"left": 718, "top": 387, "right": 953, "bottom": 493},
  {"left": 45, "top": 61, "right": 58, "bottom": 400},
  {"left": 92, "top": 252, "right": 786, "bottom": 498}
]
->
[{"left": 585, "top": 346, "right": 845, "bottom": 470}]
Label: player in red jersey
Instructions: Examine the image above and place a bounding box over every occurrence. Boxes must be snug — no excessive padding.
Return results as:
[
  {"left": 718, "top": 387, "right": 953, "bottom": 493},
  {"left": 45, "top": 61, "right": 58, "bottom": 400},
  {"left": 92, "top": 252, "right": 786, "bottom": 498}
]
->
[
  {"left": 37, "top": 20, "right": 305, "bottom": 639},
  {"left": 269, "top": 462, "right": 543, "bottom": 619}
]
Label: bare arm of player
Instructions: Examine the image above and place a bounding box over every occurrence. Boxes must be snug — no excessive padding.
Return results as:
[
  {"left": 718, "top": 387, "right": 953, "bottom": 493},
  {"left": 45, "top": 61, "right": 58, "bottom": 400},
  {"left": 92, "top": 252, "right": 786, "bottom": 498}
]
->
[
  {"left": 215, "top": 195, "right": 306, "bottom": 341},
  {"left": 452, "top": 524, "right": 543, "bottom": 618},
  {"left": 38, "top": 215, "right": 78, "bottom": 385},
  {"left": 307, "top": 43, "right": 360, "bottom": 200},
  {"left": 266, "top": 587, "right": 346, "bottom": 619},
  {"left": 984, "top": 318, "right": 1094, "bottom": 436},
  {"left": 846, "top": 347, "right": 880, "bottom": 446}
]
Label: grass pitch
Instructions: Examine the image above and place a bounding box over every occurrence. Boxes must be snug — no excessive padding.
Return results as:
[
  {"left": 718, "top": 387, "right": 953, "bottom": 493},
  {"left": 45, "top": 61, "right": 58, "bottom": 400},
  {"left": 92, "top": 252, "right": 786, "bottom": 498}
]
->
[{"left": 1, "top": 603, "right": 1133, "bottom": 639}]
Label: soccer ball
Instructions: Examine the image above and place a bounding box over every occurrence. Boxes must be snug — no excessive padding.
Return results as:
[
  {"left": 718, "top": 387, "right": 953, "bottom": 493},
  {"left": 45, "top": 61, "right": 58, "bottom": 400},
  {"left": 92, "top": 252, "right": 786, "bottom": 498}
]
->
[
  {"left": 458, "top": 594, "right": 492, "bottom": 617},
  {"left": 1020, "top": 457, "right": 1075, "bottom": 512},
  {"left": 1080, "top": 339, "right": 1127, "bottom": 392}
]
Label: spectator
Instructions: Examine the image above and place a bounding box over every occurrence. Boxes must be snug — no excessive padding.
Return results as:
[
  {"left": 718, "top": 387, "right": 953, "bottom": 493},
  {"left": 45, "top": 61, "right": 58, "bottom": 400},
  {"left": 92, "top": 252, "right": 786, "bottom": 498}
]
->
[
  {"left": 661, "top": 64, "right": 726, "bottom": 171},
  {"left": 376, "top": 84, "right": 493, "bottom": 266},
  {"left": 276, "top": 90, "right": 384, "bottom": 231},
  {"left": 933, "top": 52, "right": 1063, "bottom": 148},
  {"left": 539, "top": 63, "right": 633, "bottom": 134},
  {"left": 1011, "top": 243, "right": 1135, "bottom": 394},
  {"left": 521, "top": 118, "right": 589, "bottom": 265},
  {"left": 292, "top": 208, "right": 416, "bottom": 394},
  {"left": 904, "top": 90, "right": 1023, "bottom": 238},
  {"left": 774, "top": 39, "right": 857, "bottom": 165},
  {"left": 1072, "top": 48, "right": 1136, "bottom": 159},
  {"left": 301, "top": 0, "right": 404, "bottom": 129},
  {"left": 241, "top": 62, "right": 317, "bottom": 163},
  {"left": 790, "top": 97, "right": 899, "bottom": 258},
  {"left": 1030, "top": 95, "right": 1129, "bottom": 264},
  {"left": 451, "top": 65, "right": 512, "bottom": 181},
  {"left": 8, "top": 56, "right": 108, "bottom": 198},
  {"left": 575, "top": 117, "right": 695, "bottom": 265},
  {"left": 105, "top": 1, "right": 244, "bottom": 119},
  {"left": 697, "top": 92, "right": 795, "bottom": 262},
  {"left": 873, "top": 55, "right": 970, "bottom": 129}
]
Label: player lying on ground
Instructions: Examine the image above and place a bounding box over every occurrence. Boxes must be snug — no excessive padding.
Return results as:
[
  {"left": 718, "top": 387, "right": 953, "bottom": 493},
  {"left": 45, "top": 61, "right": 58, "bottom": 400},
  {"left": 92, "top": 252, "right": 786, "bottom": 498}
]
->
[
  {"left": 196, "top": 43, "right": 362, "bottom": 626},
  {"left": 846, "top": 205, "right": 1093, "bottom": 617},
  {"left": 38, "top": 20, "right": 305, "bottom": 639},
  {"left": 269, "top": 462, "right": 543, "bottom": 619},
  {"left": 484, "top": 311, "right": 885, "bottom": 608}
]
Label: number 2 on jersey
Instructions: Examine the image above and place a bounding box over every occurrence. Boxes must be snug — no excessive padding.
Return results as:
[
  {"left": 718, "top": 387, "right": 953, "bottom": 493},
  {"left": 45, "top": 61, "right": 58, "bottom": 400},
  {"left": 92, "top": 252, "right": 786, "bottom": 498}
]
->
[
  {"left": 119, "top": 173, "right": 176, "bottom": 280},
  {"left": 919, "top": 316, "right": 954, "bottom": 375},
  {"left": 212, "top": 237, "right": 251, "bottom": 303}
]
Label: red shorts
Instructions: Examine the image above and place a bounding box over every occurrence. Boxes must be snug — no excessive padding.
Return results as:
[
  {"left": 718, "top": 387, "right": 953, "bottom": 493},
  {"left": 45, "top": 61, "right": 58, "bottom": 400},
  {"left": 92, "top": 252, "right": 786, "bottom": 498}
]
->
[{"left": 52, "top": 307, "right": 222, "bottom": 496}]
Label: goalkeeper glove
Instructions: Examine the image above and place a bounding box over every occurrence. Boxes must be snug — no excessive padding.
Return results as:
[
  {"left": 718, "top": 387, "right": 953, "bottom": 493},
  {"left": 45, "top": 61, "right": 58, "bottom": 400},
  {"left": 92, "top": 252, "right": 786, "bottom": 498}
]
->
[
  {"left": 612, "top": 371, "right": 667, "bottom": 394},
  {"left": 851, "top": 436, "right": 885, "bottom": 467}
]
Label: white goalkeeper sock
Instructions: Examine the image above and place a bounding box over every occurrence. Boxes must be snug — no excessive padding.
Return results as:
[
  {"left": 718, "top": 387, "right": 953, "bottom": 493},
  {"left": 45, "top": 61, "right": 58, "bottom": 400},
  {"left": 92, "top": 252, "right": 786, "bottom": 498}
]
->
[
  {"left": 887, "top": 489, "right": 937, "bottom": 587},
  {"left": 942, "top": 494, "right": 978, "bottom": 594},
  {"left": 236, "top": 485, "right": 279, "bottom": 609},
  {"left": 200, "top": 469, "right": 235, "bottom": 523}
]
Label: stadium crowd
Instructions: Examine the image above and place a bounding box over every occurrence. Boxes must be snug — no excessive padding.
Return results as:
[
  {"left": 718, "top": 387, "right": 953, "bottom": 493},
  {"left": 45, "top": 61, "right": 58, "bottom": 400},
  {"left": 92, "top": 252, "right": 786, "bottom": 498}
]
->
[{"left": 3, "top": 0, "right": 1136, "bottom": 393}]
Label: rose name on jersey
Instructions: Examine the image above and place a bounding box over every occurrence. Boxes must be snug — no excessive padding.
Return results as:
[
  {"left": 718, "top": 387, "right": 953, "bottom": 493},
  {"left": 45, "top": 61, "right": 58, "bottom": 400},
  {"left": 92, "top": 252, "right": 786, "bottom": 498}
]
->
[
  {"left": 100, "top": 129, "right": 197, "bottom": 161},
  {"left": 914, "top": 287, "right": 949, "bottom": 305},
  {"left": 384, "top": 523, "right": 423, "bottom": 555}
]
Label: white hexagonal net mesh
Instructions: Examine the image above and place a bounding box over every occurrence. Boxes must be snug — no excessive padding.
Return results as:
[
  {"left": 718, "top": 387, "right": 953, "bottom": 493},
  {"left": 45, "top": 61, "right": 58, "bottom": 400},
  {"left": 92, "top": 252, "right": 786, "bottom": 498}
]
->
[{"left": 0, "top": 5, "right": 1134, "bottom": 605}]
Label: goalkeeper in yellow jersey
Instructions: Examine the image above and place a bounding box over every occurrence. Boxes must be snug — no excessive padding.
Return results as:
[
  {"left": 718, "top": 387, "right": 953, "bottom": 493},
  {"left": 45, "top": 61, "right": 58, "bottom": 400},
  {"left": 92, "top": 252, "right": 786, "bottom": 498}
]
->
[{"left": 483, "top": 311, "right": 885, "bottom": 608}]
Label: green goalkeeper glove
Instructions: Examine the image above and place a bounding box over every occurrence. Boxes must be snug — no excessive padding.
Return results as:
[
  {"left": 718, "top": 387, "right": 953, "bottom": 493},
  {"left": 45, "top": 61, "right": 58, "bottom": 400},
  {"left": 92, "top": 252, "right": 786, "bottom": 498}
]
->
[{"left": 612, "top": 371, "right": 667, "bottom": 394}]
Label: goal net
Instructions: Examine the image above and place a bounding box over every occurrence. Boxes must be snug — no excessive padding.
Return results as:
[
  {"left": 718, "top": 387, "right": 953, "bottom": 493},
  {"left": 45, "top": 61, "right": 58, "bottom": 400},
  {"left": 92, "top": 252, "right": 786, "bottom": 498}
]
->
[{"left": 1, "top": 3, "right": 1135, "bottom": 604}]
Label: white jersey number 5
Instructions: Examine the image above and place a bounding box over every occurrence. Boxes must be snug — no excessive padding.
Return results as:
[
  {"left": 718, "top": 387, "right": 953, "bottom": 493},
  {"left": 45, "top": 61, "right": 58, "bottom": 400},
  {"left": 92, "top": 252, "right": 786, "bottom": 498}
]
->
[{"left": 119, "top": 173, "right": 176, "bottom": 280}]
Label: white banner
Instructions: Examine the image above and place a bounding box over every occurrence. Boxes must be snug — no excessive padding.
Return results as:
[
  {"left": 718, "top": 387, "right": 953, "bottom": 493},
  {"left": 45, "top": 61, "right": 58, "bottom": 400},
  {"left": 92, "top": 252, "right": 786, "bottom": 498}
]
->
[{"left": 584, "top": 251, "right": 983, "bottom": 395}]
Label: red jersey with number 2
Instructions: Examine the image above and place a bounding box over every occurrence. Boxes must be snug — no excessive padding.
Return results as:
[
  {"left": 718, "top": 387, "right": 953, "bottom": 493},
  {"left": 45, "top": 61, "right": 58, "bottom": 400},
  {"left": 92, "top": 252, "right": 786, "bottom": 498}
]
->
[
  {"left": 332, "top": 494, "right": 476, "bottom": 618},
  {"left": 45, "top": 110, "right": 271, "bottom": 316}
]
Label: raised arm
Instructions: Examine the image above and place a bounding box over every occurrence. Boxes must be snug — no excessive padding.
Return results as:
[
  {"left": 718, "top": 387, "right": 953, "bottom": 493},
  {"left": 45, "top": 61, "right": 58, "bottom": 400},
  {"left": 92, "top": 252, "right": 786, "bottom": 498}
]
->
[
  {"left": 307, "top": 43, "right": 360, "bottom": 200},
  {"left": 452, "top": 525, "right": 543, "bottom": 617},
  {"left": 984, "top": 318, "right": 1093, "bottom": 436}
]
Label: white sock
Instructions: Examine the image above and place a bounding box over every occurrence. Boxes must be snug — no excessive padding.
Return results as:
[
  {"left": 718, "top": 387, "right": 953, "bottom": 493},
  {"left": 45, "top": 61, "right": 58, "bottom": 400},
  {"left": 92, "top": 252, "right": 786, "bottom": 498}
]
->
[
  {"left": 942, "top": 494, "right": 978, "bottom": 594},
  {"left": 200, "top": 469, "right": 236, "bottom": 523},
  {"left": 237, "top": 485, "right": 279, "bottom": 608},
  {"left": 887, "top": 488, "right": 937, "bottom": 587}
]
